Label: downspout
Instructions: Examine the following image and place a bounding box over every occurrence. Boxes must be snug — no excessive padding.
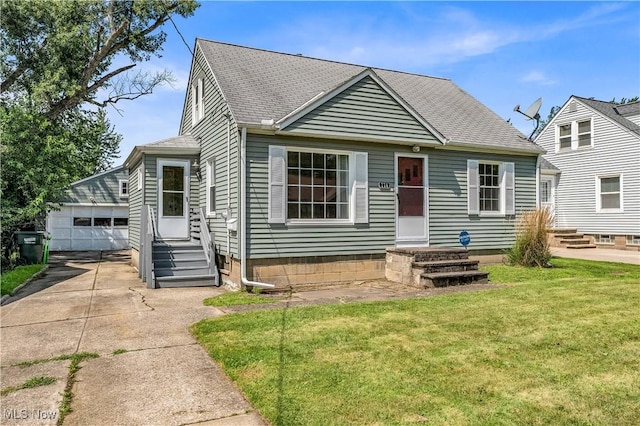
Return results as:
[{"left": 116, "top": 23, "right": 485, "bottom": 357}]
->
[
  {"left": 535, "top": 155, "right": 541, "bottom": 208},
  {"left": 226, "top": 111, "right": 231, "bottom": 255},
  {"left": 239, "top": 127, "right": 275, "bottom": 289}
]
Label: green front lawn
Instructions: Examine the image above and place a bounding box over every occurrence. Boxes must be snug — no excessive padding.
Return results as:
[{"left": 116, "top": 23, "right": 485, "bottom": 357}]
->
[
  {"left": 192, "top": 258, "right": 640, "bottom": 425},
  {"left": 1, "top": 264, "right": 44, "bottom": 296}
]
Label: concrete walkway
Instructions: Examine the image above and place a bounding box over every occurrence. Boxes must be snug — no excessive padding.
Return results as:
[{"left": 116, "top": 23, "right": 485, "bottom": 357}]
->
[
  {"left": 551, "top": 247, "right": 640, "bottom": 265},
  {"left": 0, "top": 251, "right": 265, "bottom": 426}
]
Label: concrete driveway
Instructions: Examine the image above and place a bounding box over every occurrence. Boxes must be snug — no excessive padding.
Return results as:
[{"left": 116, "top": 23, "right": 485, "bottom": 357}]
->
[{"left": 0, "top": 251, "right": 265, "bottom": 426}]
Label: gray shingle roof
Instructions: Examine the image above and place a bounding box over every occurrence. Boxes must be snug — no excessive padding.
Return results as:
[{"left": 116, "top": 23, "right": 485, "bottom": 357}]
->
[
  {"left": 145, "top": 135, "right": 199, "bottom": 148},
  {"left": 540, "top": 157, "right": 559, "bottom": 172},
  {"left": 575, "top": 96, "right": 640, "bottom": 135},
  {"left": 198, "top": 39, "right": 541, "bottom": 153},
  {"left": 615, "top": 101, "right": 640, "bottom": 118}
]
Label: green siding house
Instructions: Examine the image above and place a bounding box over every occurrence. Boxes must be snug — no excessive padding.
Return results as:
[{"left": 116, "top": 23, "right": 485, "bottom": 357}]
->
[{"left": 125, "top": 39, "right": 543, "bottom": 289}]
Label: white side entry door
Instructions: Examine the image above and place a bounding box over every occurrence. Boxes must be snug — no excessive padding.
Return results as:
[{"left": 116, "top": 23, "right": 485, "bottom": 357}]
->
[{"left": 157, "top": 159, "right": 190, "bottom": 240}]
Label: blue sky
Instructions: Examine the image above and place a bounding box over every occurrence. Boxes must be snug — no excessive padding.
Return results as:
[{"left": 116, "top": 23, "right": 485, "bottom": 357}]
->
[{"left": 107, "top": 1, "right": 639, "bottom": 164}]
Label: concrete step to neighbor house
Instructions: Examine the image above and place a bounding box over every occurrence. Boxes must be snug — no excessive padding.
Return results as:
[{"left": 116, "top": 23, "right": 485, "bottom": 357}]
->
[
  {"left": 549, "top": 228, "right": 578, "bottom": 235},
  {"left": 420, "top": 270, "right": 489, "bottom": 288},
  {"left": 561, "top": 239, "right": 596, "bottom": 248},
  {"left": 548, "top": 229, "right": 595, "bottom": 250}
]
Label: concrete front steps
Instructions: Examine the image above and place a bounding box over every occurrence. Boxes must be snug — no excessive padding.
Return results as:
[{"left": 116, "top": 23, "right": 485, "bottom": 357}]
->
[
  {"left": 152, "top": 242, "right": 218, "bottom": 288},
  {"left": 548, "top": 228, "right": 596, "bottom": 249},
  {"left": 386, "top": 247, "right": 489, "bottom": 288}
]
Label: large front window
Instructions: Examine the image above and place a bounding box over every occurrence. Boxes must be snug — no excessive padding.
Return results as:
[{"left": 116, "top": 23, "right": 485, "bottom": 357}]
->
[{"left": 287, "top": 151, "right": 349, "bottom": 220}]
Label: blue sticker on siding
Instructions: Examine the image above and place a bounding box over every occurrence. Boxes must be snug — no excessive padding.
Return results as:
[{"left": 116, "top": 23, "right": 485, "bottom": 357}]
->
[{"left": 459, "top": 230, "right": 471, "bottom": 247}]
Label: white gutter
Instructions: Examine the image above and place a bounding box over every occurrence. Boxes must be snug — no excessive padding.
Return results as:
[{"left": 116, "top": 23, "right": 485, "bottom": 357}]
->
[{"left": 239, "top": 127, "right": 275, "bottom": 289}]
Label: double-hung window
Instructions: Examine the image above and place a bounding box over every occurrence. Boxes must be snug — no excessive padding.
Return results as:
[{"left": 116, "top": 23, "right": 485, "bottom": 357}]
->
[
  {"left": 596, "top": 174, "right": 622, "bottom": 212},
  {"left": 467, "top": 160, "right": 515, "bottom": 216},
  {"left": 556, "top": 118, "right": 592, "bottom": 151},
  {"left": 558, "top": 124, "right": 572, "bottom": 150},
  {"left": 268, "top": 146, "right": 368, "bottom": 224},
  {"left": 577, "top": 119, "right": 591, "bottom": 147},
  {"left": 206, "top": 157, "right": 216, "bottom": 217},
  {"left": 192, "top": 78, "right": 204, "bottom": 125}
]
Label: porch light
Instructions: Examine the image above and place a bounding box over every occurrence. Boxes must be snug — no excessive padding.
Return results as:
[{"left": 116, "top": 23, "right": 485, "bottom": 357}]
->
[
  {"left": 192, "top": 159, "right": 201, "bottom": 181},
  {"left": 412, "top": 145, "right": 420, "bottom": 153}
]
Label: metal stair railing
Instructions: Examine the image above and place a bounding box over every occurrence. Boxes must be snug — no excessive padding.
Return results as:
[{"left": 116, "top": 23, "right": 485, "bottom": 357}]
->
[
  {"left": 140, "top": 205, "right": 157, "bottom": 288},
  {"left": 199, "top": 207, "right": 220, "bottom": 284}
]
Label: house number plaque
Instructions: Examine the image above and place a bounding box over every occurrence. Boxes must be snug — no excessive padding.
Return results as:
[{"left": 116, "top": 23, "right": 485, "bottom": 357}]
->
[{"left": 378, "top": 182, "right": 392, "bottom": 190}]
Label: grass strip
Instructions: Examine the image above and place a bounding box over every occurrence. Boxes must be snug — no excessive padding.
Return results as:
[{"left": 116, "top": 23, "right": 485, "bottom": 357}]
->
[
  {"left": 1, "top": 264, "right": 44, "bottom": 296},
  {"left": 203, "top": 291, "right": 277, "bottom": 307},
  {"left": 193, "top": 258, "right": 640, "bottom": 425},
  {"left": 1, "top": 376, "right": 57, "bottom": 396}
]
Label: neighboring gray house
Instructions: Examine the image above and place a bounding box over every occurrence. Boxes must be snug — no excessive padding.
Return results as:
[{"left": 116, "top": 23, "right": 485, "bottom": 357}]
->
[
  {"left": 536, "top": 96, "right": 640, "bottom": 250},
  {"left": 125, "top": 39, "right": 543, "bottom": 289},
  {"left": 47, "top": 166, "right": 129, "bottom": 251}
]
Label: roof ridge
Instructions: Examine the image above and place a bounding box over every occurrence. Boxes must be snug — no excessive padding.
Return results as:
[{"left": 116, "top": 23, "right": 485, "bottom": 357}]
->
[
  {"left": 573, "top": 95, "right": 640, "bottom": 107},
  {"left": 196, "top": 38, "right": 451, "bottom": 82}
]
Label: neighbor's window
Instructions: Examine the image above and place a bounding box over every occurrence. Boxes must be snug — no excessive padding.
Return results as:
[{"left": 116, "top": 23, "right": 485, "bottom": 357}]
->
[
  {"left": 626, "top": 235, "right": 640, "bottom": 246},
  {"left": 287, "top": 151, "right": 350, "bottom": 220},
  {"left": 192, "top": 78, "right": 204, "bottom": 125},
  {"left": 119, "top": 179, "right": 129, "bottom": 198},
  {"left": 558, "top": 124, "right": 571, "bottom": 150},
  {"left": 137, "top": 168, "right": 143, "bottom": 190},
  {"left": 479, "top": 163, "right": 500, "bottom": 212},
  {"left": 540, "top": 179, "right": 551, "bottom": 204},
  {"left": 595, "top": 235, "right": 613, "bottom": 244},
  {"left": 206, "top": 157, "right": 216, "bottom": 216},
  {"left": 597, "top": 175, "right": 622, "bottom": 211},
  {"left": 577, "top": 119, "right": 592, "bottom": 147},
  {"left": 556, "top": 118, "right": 592, "bottom": 151}
]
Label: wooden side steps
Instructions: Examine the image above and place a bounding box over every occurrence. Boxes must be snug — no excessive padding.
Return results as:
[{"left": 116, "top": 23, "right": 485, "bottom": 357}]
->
[
  {"left": 386, "top": 247, "right": 489, "bottom": 288},
  {"left": 548, "top": 228, "right": 596, "bottom": 249}
]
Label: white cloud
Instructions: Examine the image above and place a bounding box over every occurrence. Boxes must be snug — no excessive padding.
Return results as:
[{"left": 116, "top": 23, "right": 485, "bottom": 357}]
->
[
  {"left": 265, "top": 2, "right": 630, "bottom": 71},
  {"left": 520, "top": 71, "right": 556, "bottom": 86}
]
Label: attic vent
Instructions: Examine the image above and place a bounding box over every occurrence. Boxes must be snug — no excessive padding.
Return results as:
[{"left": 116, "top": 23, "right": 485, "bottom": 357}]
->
[{"left": 569, "top": 101, "right": 577, "bottom": 112}]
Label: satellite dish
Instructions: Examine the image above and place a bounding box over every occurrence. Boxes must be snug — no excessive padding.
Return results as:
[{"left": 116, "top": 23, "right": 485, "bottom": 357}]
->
[
  {"left": 524, "top": 97, "right": 542, "bottom": 120},
  {"left": 513, "top": 97, "right": 543, "bottom": 140}
]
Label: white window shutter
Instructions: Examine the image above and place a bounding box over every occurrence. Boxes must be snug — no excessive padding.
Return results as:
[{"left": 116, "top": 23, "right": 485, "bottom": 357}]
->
[
  {"left": 353, "top": 151, "right": 369, "bottom": 223},
  {"left": 504, "top": 162, "right": 515, "bottom": 215},
  {"left": 268, "top": 145, "right": 286, "bottom": 224},
  {"left": 467, "top": 160, "right": 479, "bottom": 215}
]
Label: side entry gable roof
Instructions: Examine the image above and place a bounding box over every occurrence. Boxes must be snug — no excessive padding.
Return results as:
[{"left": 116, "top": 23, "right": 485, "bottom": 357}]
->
[
  {"left": 197, "top": 39, "right": 541, "bottom": 153},
  {"left": 277, "top": 68, "right": 447, "bottom": 144}
]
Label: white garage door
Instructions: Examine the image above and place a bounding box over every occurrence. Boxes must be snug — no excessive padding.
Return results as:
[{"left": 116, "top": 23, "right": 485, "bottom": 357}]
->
[{"left": 47, "top": 205, "right": 129, "bottom": 251}]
